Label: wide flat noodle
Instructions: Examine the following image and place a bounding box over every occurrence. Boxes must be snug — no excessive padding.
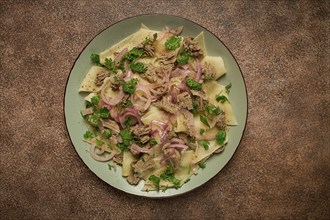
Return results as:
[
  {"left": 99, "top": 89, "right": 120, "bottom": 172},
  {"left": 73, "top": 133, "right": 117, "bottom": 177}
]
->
[
  {"left": 79, "top": 66, "right": 107, "bottom": 92},
  {"left": 202, "top": 56, "right": 226, "bottom": 80},
  {"left": 192, "top": 139, "right": 227, "bottom": 164},
  {"left": 203, "top": 81, "right": 237, "bottom": 125},
  {"left": 174, "top": 113, "right": 188, "bottom": 132},
  {"left": 141, "top": 106, "right": 166, "bottom": 125},
  {"left": 122, "top": 151, "right": 136, "bottom": 177},
  {"left": 194, "top": 32, "right": 206, "bottom": 57}
]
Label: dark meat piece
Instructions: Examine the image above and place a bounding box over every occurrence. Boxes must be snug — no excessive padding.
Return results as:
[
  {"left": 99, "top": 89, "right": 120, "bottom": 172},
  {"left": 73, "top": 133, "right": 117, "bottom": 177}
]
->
[
  {"left": 202, "top": 62, "right": 216, "bottom": 80},
  {"left": 154, "top": 95, "right": 179, "bottom": 114},
  {"left": 143, "top": 44, "right": 155, "bottom": 57},
  {"left": 163, "top": 148, "right": 181, "bottom": 170},
  {"left": 131, "top": 158, "right": 156, "bottom": 174},
  {"left": 140, "top": 65, "right": 159, "bottom": 83},
  {"left": 177, "top": 92, "right": 193, "bottom": 110},
  {"left": 183, "top": 37, "right": 204, "bottom": 58},
  {"left": 113, "top": 154, "right": 123, "bottom": 165},
  {"left": 95, "top": 71, "right": 109, "bottom": 86},
  {"left": 140, "top": 135, "right": 150, "bottom": 144},
  {"left": 216, "top": 112, "right": 226, "bottom": 130},
  {"left": 158, "top": 52, "right": 176, "bottom": 67},
  {"left": 130, "top": 124, "right": 151, "bottom": 137},
  {"left": 126, "top": 173, "right": 141, "bottom": 185}
]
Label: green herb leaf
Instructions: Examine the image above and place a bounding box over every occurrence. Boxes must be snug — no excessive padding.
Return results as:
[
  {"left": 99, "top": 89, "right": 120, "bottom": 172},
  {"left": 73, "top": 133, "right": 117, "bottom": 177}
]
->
[
  {"left": 216, "top": 94, "right": 229, "bottom": 103},
  {"left": 125, "top": 47, "right": 144, "bottom": 61},
  {"left": 200, "top": 114, "right": 210, "bottom": 128},
  {"left": 198, "top": 162, "right": 206, "bottom": 169},
  {"left": 121, "top": 78, "right": 138, "bottom": 94},
  {"left": 191, "top": 99, "right": 200, "bottom": 114},
  {"left": 91, "top": 96, "right": 101, "bottom": 106},
  {"left": 83, "top": 130, "right": 99, "bottom": 139},
  {"left": 160, "top": 164, "right": 181, "bottom": 189},
  {"left": 215, "top": 130, "right": 226, "bottom": 146},
  {"left": 120, "top": 99, "right": 133, "bottom": 110},
  {"left": 204, "top": 103, "right": 221, "bottom": 116},
  {"left": 165, "top": 36, "right": 181, "bottom": 50},
  {"left": 225, "top": 82, "right": 232, "bottom": 94},
  {"left": 130, "top": 61, "right": 147, "bottom": 73},
  {"left": 95, "top": 107, "right": 110, "bottom": 119},
  {"left": 175, "top": 51, "right": 190, "bottom": 64},
  {"left": 96, "top": 139, "right": 104, "bottom": 146},
  {"left": 108, "top": 163, "right": 114, "bottom": 170},
  {"left": 199, "top": 128, "right": 205, "bottom": 135},
  {"left": 149, "top": 175, "right": 160, "bottom": 190},
  {"left": 149, "top": 138, "right": 157, "bottom": 146},
  {"left": 199, "top": 140, "right": 210, "bottom": 150},
  {"left": 90, "top": 53, "right": 100, "bottom": 65},
  {"left": 123, "top": 117, "right": 133, "bottom": 127},
  {"left": 87, "top": 114, "right": 100, "bottom": 126},
  {"left": 104, "top": 58, "right": 115, "bottom": 72},
  {"left": 186, "top": 78, "right": 202, "bottom": 90},
  {"left": 143, "top": 33, "right": 158, "bottom": 46},
  {"left": 117, "top": 129, "right": 133, "bottom": 151},
  {"left": 103, "top": 129, "right": 112, "bottom": 139}
]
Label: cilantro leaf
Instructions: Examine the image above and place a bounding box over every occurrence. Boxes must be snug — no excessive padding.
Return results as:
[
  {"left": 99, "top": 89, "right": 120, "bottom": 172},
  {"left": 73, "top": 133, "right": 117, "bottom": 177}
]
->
[
  {"left": 96, "top": 139, "right": 104, "bottom": 146},
  {"left": 199, "top": 140, "right": 210, "bottom": 150},
  {"left": 175, "top": 51, "right": 190, "bottom": 64},
  {"left": 121, "top": 78, "right": 138, "bottom": 94},
  {"left": 103, "top": 129, "right": 112, "bottom": 139},
  {"left": 165, "top": 36, "right": 181, "bottom": 50},
  {"left": 200, "top": 114, "right": 210, "bottom": 128},
  {"left": 117, "top": 129, "right": 133, "bottom": 151},
  {"left": 125, "top": 47, "right": 144, "bottom": 61},
  {"left": 90, "top": 53, "right": 100, "bottom": 65},
  {"left": 192, "top": 99, "right": 200, "bottom": 114},
  {"left": 216, "top": 94, "right": 229, "bottom": 103},
  {"left": 143, "top": 33, "right": 158, "bottom": 46},
  {"left": 104, "top": 58, "right": 115, "bottom": 72},
  {"left": 198, "top": 162, "right": 206, "bottom": 169},
  {"left": 186, "top": 78, "right": 202, "bottom": 90},
  {"left": 87, "top": 114, "right": 101, "bottom": 127},
  {"left": 149, "top": 138, "right": 157, "bottom": 147},
  {"left": 204, "top": 103, "right": 221, "bottom": 116},
  {"left": 215, "top": 130, "right": 226, "bottom": 146},
  {"left": 160, "top": 164, "right": 181, "bottom": 189},
  {"left": 83, "top": 130, "right": 99, "bottom": 139},
  {"left": 225, "top": 83, "right": 232, "bottom": 94},
  {"left": 94, "top": 107, "right": 110, "bottom": 119},
  {"left": 199, "top": 128, "right": 205, "bottom": 135},
  {"left": 130, "top": 61, "right": 147, "bottom": 73},
  {"left": 149, "top": 175, "right": 160, "bottom": 190},
  {"left": 91, "top": 96, "right": 101, "bottom": 106}
]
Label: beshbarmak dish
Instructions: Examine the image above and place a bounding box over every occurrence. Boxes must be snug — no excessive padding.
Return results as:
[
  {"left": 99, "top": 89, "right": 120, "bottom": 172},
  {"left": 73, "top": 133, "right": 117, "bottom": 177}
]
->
[{"left": 79, "top": 24, "right": 236, "bottom": 191}]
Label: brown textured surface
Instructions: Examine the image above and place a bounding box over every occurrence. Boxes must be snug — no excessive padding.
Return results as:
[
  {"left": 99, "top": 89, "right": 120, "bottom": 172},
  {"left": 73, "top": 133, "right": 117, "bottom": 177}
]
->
[{"left": 1, "top": 0, "right": 329, "bottom": 219}]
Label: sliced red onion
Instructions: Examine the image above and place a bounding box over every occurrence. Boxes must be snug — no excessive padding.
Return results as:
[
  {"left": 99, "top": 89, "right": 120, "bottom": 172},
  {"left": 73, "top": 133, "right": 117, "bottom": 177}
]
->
[
  {"left": 130, "top": 143, "right": 152, "bottom": 154},
  {"left": 170, "top": 138, "right": 185, "bottom": 144},
  {"left": 89, "top": 144, "right": 116, "bottom": 162},
  {"left": 101, "top": 83, "right": 125, "bottom": 106},
  {"left": 124, "top": 61, "right": 132, "bottom": 81},
  {"left": 114, "top": 47, "right": 128, "bottom": 65},
  {"left": 150, "top": 129, "right": 159, "bottom": 137}
]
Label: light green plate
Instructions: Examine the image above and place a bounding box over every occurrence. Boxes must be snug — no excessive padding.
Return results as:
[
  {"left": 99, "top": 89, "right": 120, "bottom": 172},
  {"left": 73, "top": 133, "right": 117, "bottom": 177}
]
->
[{"left": 64, "top": 14, "right": 247, "bottom": 198}]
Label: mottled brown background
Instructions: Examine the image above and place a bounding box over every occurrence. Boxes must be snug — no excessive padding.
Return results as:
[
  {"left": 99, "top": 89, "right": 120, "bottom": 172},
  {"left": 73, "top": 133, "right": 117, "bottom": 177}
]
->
[{"left": 1, "top": 0, "right": 329, "bottom": 219}]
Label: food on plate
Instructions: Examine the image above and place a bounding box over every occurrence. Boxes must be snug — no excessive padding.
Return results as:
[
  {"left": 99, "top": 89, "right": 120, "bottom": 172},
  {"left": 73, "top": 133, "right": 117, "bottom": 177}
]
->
[{"left": 79, "top": 24, "right": 237, "bottom": 191}]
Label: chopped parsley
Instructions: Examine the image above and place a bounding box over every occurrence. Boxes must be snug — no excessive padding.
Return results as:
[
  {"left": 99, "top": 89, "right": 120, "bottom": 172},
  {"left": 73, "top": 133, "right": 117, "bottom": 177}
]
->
[
  {"left": 104, "top": 58, "right": 115, "bottom": 72},
  {"left": 199, "top": 128, "right": 205, "bottom": 135},
  {"left": 204, "top": 103, "right": 221, "bottom": 116},
  {"left": 90, "top": 53, "right": 100, "bottom": 65},
  {"left": 117, "top": 129, "right": 133, "bottom": 151},
  {"left": 216, "top": 94, "right": 229, "bottom": 103},
  {"left": 175, "top": 51, "right": 190, "bottom": 64},
  {"left": 96, "top": 139, "right": 104, "bottom": 146},
  {"left": 87, "top": 114, "right": 101, "bottom": 127},
  {"left": 91, "top": 95, "right": 101, "bottom": 106},
  {"left": 191, "top": 99, "right": 200, "bottom": 114},
  {"left": 148, "top": 175, "right": 160, "bottom": 190},
  {"left": 130, "top": 61, "right": 147, "bottom": 73},
  {"left": 225, "top": 82, "right": 232, "bottom": 94},
  {"left": 103, "top": 129, "right": 112, "bottom": 139},
  {"left": 143, "top": 33, "right": 157, "bottom": 46},
  {"left": 94, "top": 107, "right": 110, "bottom": 119},
  {"left": 149, "top": 138, "right": 157, "bottom": 147},
  {"left": 186, "top": 78, "right": 202, "bottom": 90},
  {"left": 123, "top": 117, "right": 133, "bottom": 127},
  {"left": 199, "top": 140, "right": 210, "bottom": 150},
  {"left": 83, "top": 130, "right": 98, "bottom": 139},
  {"left": 165, "top": 36, "right": 181, "bottom": 51},
  {"left": 108, "top": 163, "right": 115, "bottom": 170},
  {"left": 120, "top": 99, "right": 133, "bottom": 110},
  {"left": 160, "top": 164, "right": 181, "bottom": 189},
  {"left": 215, "top": 130, "right": 226, "bottom": 146},
  {"left": 121, "top": 78, "right": 138, "bottom": 94},
  {"left": 198, "top": 162, "right": 206, "bottom": 169},
  {"left": 200, "top": 114, "right": 210, "bottom": 128},
  {"left": 124, "top": 47, "right": 144, "bottom": 61}
]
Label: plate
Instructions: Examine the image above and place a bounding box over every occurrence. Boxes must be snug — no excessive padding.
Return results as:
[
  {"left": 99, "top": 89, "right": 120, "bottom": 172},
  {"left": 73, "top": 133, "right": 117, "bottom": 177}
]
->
[{"left": 64, "top": 14, "right": 247, "bottom": 198}]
